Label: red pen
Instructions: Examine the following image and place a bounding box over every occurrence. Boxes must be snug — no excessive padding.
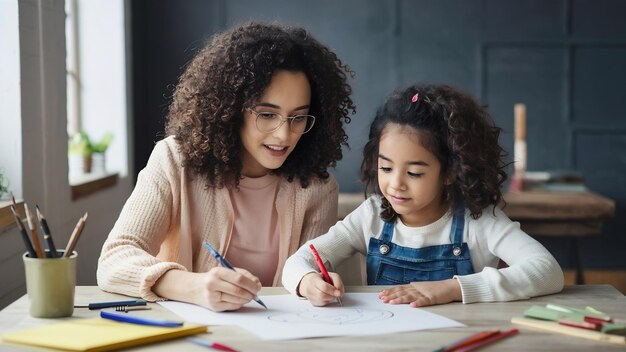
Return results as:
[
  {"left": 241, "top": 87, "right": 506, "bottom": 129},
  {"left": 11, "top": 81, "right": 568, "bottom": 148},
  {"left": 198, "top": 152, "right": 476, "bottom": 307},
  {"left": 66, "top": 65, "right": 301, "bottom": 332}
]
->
[
  {"left": 309, "top": 244, "right": 342, "bottom": 306},
  {"left": 454, "top": 328, "right": 519, "bottom": 352}
]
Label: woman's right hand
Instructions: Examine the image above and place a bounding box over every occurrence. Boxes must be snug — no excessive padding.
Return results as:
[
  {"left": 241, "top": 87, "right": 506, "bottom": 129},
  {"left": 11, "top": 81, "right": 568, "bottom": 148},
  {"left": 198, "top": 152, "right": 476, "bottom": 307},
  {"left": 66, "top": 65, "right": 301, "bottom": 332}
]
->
[
  {"left": 196, "top": 266, "right": 262, "bottom": 311},
  {"left": 297, "top": 272, "right": 344, "bottom": 306},
  {"left": 153, "top": 267, "right": 261, "bottom": 312}
]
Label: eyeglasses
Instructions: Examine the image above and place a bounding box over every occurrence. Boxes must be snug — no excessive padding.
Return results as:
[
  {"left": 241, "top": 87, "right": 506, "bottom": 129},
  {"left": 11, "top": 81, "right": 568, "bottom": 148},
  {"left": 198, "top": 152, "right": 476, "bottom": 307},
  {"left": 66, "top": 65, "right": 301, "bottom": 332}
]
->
[{"left": 246, "top": 108, "right": 316, "bottom": 134}]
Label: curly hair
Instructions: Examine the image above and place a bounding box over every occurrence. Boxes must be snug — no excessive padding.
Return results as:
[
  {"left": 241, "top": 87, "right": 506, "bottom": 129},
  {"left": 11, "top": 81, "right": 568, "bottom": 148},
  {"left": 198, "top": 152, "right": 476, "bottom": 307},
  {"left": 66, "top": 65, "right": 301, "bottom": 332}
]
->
[
  {"left": 165, "top": 22, "right": 355, "bottom": 188},
  {"left": 361, "top": 84, "right": 508, "bottom": 221}
]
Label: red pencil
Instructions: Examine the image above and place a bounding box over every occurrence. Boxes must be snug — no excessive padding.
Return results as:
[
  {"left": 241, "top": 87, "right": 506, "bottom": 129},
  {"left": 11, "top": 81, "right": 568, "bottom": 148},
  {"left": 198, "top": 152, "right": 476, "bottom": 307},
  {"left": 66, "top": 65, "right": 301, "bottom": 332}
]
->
[
  {"left": 454, "top": 328, "right": 519, "bottom": 352},
  {"left": 309, "top": 244, "right": 342, "bottom": 306},
  {"left": 188, "top": 337, "right": 238, "bottom": 352},
  {"left": 439, "top": 329, "right": 500, "bottom": 352}
]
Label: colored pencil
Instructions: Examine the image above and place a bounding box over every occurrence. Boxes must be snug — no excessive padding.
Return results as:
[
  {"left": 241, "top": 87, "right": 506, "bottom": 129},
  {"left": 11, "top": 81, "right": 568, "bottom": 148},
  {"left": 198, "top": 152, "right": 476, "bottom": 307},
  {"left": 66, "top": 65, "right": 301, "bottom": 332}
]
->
[
  {"left": 24, "top": 203, "right": 44, "bottom": 258},
  {"left": 454, "top": 328, "right": 519, "bottom": 352},
  {"left": 309, "top": 244, "right": 342, "bottom": 306},
  {"left": 188, "top": 337, "right": 239, "bottom": 352},
  {"left": 64, "top": 212, "right": 87, "bottom": 257},
  {"left": 10, "top": 205, "right": 37, "bottom": 258},
  {"left": 434, "top": 329, "right": 500, "bottom": 352}
]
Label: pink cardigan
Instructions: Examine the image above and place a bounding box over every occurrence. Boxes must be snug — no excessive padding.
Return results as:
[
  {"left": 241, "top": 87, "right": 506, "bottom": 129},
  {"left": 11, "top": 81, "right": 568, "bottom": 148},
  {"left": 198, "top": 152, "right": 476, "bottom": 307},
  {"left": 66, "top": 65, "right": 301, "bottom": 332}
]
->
[{"left": 97, "top": 136, "right": 338, "bottom": 301}]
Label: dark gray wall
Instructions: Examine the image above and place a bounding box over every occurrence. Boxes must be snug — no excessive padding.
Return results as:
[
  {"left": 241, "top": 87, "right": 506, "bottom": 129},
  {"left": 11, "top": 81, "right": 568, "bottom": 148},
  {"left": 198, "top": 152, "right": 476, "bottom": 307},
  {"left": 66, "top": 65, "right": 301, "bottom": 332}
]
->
[{"left": 130, "top": 0, "right": 626, "bottom": 270}]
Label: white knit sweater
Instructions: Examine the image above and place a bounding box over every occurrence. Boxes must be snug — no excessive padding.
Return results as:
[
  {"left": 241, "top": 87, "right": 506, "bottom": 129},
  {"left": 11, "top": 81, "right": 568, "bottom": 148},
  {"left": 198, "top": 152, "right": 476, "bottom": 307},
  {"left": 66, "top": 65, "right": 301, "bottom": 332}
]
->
[{"left": 282, "top": 196, "right": 564, "bottom": 303}]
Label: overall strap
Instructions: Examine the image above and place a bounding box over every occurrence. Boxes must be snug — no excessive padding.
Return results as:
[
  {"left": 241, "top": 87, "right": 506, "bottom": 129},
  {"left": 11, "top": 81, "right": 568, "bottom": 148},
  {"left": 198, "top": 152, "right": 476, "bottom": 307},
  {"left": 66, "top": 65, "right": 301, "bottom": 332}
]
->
[
  {"left": 380, "top": 221, "right": 395, "bottom": 242},
  {"left": 449, "top": 201, "right": 466, "bottom": 247}
]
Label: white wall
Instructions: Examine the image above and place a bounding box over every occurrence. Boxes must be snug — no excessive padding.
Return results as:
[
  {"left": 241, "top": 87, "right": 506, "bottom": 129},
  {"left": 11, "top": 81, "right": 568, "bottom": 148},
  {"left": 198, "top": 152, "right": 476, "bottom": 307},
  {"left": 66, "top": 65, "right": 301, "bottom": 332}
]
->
[{"left": 0, "top": 0, "right": 133, "bottom": 309}]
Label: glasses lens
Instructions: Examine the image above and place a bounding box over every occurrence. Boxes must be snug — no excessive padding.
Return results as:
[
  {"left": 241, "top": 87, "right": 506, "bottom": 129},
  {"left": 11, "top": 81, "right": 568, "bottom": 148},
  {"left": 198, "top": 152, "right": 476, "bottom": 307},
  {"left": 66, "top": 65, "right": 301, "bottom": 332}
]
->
[
  {"left": 255, "top": 112, "right": 281, "bottom": 132},
  {"left": 290, "top": 115, "right": 315, "bottom": 134}
]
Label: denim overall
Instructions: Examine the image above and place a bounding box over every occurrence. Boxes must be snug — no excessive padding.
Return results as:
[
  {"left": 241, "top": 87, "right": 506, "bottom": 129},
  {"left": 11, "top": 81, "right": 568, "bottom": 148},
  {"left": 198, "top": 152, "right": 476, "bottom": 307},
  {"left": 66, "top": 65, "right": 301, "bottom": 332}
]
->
[{"left": 366, "top": 203, "right": 475, "bottom": 285}]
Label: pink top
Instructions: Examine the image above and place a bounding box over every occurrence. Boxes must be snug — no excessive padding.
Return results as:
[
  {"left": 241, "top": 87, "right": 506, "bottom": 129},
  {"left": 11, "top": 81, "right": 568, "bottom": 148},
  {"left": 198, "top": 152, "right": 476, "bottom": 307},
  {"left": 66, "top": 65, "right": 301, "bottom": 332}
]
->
[{"left": 226, "top": 174, "right": 280, "bottom": 286}]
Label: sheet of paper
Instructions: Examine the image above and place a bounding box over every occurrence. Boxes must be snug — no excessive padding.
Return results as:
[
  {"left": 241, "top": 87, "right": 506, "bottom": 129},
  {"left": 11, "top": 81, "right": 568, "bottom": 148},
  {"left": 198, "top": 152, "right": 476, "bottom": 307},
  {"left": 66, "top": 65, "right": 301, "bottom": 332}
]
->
[{"left": 159, "top": 293, "right": 464, "bottom": 340}]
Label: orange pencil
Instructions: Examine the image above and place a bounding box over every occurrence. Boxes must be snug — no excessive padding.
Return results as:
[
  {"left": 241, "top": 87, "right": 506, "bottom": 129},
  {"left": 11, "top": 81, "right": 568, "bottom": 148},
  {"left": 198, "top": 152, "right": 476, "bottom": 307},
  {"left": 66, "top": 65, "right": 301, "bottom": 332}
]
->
[{"left": 65, "top": 212, "right": 88, "bottom": 257}]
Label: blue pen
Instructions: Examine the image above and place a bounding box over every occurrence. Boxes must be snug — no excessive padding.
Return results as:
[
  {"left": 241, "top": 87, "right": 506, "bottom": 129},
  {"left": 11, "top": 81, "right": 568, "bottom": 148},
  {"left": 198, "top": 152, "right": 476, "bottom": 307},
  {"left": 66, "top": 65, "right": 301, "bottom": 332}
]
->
[
  {"left": 202, "top": 241, "right": 267, "bottom": 309},
  {"left": 100, "top": 310, "right": 183, "bottom": 327}
]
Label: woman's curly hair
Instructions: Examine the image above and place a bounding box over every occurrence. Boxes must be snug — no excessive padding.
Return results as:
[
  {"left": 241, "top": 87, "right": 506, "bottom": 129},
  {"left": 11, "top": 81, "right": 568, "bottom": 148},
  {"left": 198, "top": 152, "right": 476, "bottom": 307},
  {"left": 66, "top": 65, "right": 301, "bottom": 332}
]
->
[
  {"left": 165, "top": 22, "right": 355, "bottom": 188},
  {"left": 361, "top": 84, "right": 508, "bottom": 222}
]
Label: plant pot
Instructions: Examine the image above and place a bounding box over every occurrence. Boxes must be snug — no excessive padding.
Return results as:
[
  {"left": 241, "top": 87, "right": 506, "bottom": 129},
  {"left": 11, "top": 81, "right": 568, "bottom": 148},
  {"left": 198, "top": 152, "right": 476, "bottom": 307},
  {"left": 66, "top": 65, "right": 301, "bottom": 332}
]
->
[
  {"left": 91, "top": 153, "right": 106, "bottom": 174},
  {"left": 69, "top": 155, "right": 91, "bottom": 176}
]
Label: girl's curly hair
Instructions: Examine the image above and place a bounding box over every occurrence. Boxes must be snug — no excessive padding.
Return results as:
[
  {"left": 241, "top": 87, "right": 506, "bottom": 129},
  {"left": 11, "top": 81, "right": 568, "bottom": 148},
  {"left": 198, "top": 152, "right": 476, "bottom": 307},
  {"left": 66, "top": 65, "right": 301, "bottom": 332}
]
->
[
  {"left": 165, "top": 22, "right": 355, "bottom": 188},
  {"left": 361, "top": 84, "right": 508, "bottom": 222}
]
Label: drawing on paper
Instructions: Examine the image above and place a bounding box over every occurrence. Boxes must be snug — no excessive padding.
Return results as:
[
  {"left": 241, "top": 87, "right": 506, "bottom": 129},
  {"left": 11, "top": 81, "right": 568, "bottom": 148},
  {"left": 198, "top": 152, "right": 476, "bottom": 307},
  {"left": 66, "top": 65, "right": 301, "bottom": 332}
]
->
[{"left": 267, "top": 308, "right": 394, "bottom": 324}]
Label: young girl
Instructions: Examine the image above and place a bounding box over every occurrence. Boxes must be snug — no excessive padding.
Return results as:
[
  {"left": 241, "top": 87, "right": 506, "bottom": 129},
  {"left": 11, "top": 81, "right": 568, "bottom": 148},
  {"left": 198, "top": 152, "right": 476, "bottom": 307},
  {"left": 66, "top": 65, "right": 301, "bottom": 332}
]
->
[
  {"left": 97, "top": 22, "right": 355, "bottom": 312},
  {"left": 283, "top": 84, "right": 564, "bottom": 307}
]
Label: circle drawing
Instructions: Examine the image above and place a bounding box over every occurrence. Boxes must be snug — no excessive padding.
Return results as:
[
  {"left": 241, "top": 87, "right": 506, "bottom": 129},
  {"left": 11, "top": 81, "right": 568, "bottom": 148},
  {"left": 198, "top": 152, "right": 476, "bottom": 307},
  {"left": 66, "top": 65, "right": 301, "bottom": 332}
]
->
[{"left": 267, "top": 308, "right": 394, "bottom": 324}]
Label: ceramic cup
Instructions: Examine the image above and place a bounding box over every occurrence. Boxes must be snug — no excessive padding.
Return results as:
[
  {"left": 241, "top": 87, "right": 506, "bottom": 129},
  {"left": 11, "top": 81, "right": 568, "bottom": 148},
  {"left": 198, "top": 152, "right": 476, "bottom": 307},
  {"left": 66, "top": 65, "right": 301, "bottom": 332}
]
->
[{"left": 22, "top": 250, "right": 77, "bottom": 318}]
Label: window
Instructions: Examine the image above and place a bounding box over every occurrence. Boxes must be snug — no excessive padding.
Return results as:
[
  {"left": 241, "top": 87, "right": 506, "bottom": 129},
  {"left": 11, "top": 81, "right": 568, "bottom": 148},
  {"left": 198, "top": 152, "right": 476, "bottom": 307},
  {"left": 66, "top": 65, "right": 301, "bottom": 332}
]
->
[
  {"left": 65, "top": 0, "right": 128, "bottom": 185},
  {"left": 0, "top": 0, "right": 22, "bottom": 203}
]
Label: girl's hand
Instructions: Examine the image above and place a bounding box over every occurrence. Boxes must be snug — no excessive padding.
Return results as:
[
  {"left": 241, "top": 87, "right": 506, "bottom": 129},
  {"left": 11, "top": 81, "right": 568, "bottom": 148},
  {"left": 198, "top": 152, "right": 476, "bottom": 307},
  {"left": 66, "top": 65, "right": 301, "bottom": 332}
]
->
[
  {"left": 196, "top": 266, "right": 262, "bottom": 312},
  {"left": 378, "top": 278, "right": 462, "bottom": 307},
  {"left": 297, "top": 272, "right": 344, "bottom": 306}
]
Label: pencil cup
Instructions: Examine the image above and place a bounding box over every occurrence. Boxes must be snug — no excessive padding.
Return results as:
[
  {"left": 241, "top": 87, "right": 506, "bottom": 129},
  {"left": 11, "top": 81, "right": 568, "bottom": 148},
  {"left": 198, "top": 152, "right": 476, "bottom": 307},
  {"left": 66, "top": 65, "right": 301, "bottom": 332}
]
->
[{"left": 22, "top": 250, "right": 77, "bottom": 318}]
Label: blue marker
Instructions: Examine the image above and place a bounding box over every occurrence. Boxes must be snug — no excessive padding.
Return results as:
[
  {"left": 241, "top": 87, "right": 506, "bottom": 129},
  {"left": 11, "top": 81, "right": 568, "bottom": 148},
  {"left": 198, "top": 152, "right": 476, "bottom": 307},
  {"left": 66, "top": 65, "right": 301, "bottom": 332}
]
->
[{"left": 202, "top": 241, "right": 267, "bottom": 309}]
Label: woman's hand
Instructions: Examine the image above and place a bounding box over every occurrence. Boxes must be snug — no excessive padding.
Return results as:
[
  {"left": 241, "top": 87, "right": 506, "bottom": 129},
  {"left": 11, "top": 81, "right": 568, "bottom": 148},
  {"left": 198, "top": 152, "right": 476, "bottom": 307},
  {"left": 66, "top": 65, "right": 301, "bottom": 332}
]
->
[
  {"left": 297, "top": 272, "right": 344, "bottom": 306},
  {"left": 378, "top": 278, "right": 462, "bottom": 307},
  {"left": 196, "top": 266, "right": 262, "bottom": 311},
  {"left": 153, "top": 267, "right": 261, "bottom": 312}
]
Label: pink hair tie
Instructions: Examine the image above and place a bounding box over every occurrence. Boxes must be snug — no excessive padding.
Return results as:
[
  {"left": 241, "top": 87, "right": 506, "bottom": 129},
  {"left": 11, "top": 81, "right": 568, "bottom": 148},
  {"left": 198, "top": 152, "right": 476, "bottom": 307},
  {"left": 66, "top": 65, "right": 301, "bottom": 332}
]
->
[{"left": 411, "top": 93, "right": 419, "bottom": 103}]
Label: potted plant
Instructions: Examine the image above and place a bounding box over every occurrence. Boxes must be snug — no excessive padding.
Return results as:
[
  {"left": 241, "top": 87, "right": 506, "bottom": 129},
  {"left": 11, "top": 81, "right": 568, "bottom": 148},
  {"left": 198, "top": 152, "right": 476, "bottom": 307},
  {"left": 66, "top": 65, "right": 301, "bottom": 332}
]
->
[
  {"left": 68, "top": 131, "right": 113, "bottom": 175},
  {"left": 90, "top": 132, "right": 113, "bottom": 173}
]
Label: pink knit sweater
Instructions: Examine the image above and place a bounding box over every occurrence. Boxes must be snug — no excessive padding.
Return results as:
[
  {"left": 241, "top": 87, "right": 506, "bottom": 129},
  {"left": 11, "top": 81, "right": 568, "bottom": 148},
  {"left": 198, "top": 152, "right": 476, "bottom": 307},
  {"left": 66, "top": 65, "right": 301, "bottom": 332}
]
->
[{"left": 97, "top": 136, "right": 338, "bottom": 301}]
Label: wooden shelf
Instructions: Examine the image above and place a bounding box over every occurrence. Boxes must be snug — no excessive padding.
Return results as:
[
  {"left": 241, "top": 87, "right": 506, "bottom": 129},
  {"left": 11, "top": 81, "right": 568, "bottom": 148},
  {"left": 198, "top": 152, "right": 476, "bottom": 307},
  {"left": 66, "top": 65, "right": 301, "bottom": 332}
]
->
[
  {"left": 0, "top": 199, "right": 24, "bottom": 230},
  {"left": 1, "top": 173, "right": 119, "bottom": 229},
  {"left": 70, "top": 172, "right": 119, "bottom": 200}
]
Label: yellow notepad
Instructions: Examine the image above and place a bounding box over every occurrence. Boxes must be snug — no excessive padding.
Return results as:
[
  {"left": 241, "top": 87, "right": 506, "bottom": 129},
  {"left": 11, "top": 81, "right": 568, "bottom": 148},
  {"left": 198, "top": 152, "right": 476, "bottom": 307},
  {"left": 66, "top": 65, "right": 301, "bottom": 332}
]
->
[{"left": 1, "top": 318, "right": 207, "bottom": 351}]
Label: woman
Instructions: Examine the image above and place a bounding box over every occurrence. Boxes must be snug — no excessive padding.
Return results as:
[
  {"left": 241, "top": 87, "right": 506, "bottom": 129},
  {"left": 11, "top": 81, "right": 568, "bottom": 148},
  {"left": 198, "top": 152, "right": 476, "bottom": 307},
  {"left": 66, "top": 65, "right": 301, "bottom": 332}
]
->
[{"left": 97, "top": 22, "right": 355, "bottom": 311}]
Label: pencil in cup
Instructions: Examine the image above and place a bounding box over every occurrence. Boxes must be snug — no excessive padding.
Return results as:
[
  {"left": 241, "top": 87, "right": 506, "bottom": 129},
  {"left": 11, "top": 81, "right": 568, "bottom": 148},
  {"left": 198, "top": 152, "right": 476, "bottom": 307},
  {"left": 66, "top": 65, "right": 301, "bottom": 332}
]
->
[
  {"left": 35, "top": 205, "right": 59, "bottom": 258},
  {"left": 10, "top": 205, "right": 38, "bottom": 258},
  {"left": 202, "top": 241, "right": 267, "bottom": 309},
  {"left": 64, "top": 212, "right": 88, "bottom": 257},
  {"left": 24, "top": 203, "right": 44, "bottom": 258}
]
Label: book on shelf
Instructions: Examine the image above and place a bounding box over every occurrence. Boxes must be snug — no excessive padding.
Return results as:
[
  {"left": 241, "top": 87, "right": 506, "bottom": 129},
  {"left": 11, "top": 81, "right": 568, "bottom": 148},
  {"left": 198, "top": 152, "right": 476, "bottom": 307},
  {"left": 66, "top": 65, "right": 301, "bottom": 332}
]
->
[{"left": 521, "top": 170, "right": 586, "bottom": 192}]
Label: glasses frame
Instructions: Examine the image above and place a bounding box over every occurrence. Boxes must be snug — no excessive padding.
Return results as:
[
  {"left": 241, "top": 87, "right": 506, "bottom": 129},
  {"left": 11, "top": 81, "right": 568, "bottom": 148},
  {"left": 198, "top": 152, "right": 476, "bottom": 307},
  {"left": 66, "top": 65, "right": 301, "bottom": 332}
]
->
[{"left": 246, "top": 108, "right": 316, "bottom": 134}]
